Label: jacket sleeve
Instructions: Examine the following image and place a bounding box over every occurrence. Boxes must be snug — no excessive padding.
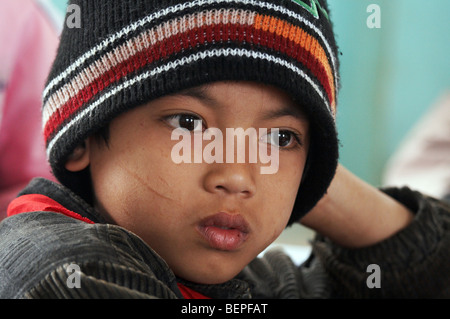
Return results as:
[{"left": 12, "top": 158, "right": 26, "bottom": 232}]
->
[
  {"left": 242, "top": 187, "right": 450, "bottom": 298},
  {"left": 23, "top": 261, "right": 175, "bottom": 299},
  {"left": 0, "top": 212, "right": 181, "bottom": 299}
]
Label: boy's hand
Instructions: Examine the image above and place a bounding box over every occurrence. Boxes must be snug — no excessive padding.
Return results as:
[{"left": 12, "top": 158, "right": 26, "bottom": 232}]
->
[{"left": 299, "top": 164, "right": 414, "bottom": 248}]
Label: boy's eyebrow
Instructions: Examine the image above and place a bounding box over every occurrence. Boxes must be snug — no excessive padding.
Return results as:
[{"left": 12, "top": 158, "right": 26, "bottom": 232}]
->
[{"left": 259, "top": 104, "right": 307, "bottom": 121}]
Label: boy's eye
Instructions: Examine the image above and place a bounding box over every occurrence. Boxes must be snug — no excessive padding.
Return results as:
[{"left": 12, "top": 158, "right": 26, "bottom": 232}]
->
[
  {"left": 165, "top": 114, "right": 204, "bottom": 132},
  {"left": 262, "top": 130, "right": 301, "bottom": 149}
]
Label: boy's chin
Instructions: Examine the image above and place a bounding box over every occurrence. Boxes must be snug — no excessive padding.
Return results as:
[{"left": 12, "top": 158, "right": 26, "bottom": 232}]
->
[
  {"left": 173, "top": 262, "right": 246, "bottom": 285},
  {"left": 166, "top": 243, "right": 266, "bottom": 285}
]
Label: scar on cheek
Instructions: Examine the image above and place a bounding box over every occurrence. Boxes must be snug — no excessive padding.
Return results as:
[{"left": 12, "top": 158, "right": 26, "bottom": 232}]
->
[{"left": 118, "top": 161, "right": 179, "bottom": 204}]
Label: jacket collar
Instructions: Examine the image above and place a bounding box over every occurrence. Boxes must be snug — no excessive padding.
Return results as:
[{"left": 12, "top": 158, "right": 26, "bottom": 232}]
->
[{"left": 15, "top": 177, "right": 107, "bottom": 223}]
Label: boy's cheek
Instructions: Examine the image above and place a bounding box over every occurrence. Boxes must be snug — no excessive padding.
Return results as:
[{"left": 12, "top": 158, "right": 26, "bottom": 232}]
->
[{"left": 268, "top": 207, "right": 293, "bottom": 241}]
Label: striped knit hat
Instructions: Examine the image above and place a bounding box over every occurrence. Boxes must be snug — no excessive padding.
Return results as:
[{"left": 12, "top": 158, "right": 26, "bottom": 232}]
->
[{"left": 43, "top": 0, "right": 340, "bottom": 224}]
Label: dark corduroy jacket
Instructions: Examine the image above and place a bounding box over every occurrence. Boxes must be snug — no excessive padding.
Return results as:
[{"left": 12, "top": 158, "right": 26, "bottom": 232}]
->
[{"left": 0, "top": 178, "right": 449, "bottom": 299}]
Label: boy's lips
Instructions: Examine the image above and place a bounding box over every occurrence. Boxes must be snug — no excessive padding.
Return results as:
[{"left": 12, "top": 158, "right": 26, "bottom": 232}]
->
[{"left": 196, "top": 212, "right": 250, "bottom": 251}]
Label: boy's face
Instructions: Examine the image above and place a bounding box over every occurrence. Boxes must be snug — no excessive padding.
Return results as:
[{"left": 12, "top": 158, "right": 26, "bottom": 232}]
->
[{"left": 71, "top": 81, "right": 309, "bottom": 284}]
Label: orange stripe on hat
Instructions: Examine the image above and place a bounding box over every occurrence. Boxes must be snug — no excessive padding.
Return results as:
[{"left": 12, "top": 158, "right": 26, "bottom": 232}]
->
[{"left": 254, "top": 13, "right": 336, "bottom": 111}]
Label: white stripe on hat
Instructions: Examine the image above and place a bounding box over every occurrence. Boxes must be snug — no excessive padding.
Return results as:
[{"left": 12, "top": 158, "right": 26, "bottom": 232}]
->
[
  {"left": 42, "top": 0, "right": 338, "bottom": 103},
  {"left": 46, "top": 47, "right": 331, "bottom": 158}
]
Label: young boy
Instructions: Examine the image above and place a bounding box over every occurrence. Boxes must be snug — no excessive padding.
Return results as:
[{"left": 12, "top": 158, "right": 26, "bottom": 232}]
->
[{"left": 0, "top": 0, "right": 449, "bottom": 299}]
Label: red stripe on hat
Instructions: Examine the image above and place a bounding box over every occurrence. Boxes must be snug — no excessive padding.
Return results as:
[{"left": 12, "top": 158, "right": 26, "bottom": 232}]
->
[{"left": 44, "top": 22, "right": 333, "bottom": 143}]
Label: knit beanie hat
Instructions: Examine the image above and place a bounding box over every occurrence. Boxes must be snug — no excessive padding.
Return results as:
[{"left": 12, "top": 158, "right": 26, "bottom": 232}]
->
[{"left": 42, "top": 0, "right": 340, "bottom": 225}]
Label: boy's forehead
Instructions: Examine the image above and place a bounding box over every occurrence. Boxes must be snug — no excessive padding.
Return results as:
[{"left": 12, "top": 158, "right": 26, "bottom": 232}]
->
[{"left": 171, "top": 82, "right": 307, "bottom": 120}]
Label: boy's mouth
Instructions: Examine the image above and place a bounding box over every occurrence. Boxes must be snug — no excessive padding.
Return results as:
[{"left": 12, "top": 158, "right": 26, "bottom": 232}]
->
[{"left": 196, "top": 212, "right": 250, "bottom": 251}]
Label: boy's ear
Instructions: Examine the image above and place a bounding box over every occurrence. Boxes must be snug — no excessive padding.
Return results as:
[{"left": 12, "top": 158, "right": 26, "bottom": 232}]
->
[{"left": 65, "top": 139, "right": 90, "bottom": 172}]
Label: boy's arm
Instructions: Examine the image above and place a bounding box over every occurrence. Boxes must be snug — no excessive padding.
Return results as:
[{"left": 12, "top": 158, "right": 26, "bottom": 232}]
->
[
  {"left": 299, "top": 164, "right": 450, "bottom": 298},
  {"left": 300, "top": 164, "right": 414, "bottom": 248}
]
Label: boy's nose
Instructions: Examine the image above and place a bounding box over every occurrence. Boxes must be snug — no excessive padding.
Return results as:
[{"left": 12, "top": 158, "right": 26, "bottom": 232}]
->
[{"left": 203, "top": 163, "right": 256, "bottom": 199}]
